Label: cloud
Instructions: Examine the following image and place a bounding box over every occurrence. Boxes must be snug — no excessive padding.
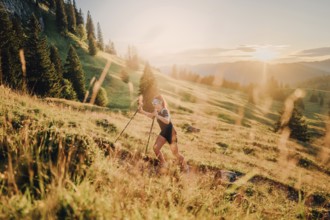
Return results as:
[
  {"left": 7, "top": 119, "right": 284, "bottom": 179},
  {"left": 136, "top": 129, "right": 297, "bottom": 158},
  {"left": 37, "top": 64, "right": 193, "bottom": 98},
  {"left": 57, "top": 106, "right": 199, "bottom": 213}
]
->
[
  {"left": 148, "top": 44, "right": 290, "bottom": 66},
  {"left": 150, "top": 51, "right": 252, "bottom": 66},
  {"left": 293, "top": 47, "right": 330, "bottom": 57},
  {"left": 173, "top": 48, "right": 231, "bottom": 57},
  {"left": 236, "top": 46, "right": 256, "bottom": 52}
]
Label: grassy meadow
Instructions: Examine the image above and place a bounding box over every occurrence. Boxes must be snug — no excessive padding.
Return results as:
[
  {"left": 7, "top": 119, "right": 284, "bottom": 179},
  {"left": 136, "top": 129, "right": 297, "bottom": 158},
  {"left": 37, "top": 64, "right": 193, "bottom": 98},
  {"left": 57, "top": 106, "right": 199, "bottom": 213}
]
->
[
  {"left": 1, "top": 60, "right": 330, "bottom": 219},
  {"left": 0, "top": 3, "right": 329, "bottom": 219}
]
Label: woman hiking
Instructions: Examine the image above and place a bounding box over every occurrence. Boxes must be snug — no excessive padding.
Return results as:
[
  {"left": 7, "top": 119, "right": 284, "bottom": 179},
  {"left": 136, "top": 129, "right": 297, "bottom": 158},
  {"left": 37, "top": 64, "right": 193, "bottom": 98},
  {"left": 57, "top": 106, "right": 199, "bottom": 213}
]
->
[{"left": 138, "top": 95, "right": 189, "bottom": 172}]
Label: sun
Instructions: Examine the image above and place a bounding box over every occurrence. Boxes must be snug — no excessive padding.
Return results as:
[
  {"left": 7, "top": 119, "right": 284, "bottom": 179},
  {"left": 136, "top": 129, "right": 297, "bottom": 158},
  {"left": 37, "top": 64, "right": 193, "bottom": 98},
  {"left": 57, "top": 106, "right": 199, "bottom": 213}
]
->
[{"left": 252, "top": 48, "right": 278, "bottom": 62}]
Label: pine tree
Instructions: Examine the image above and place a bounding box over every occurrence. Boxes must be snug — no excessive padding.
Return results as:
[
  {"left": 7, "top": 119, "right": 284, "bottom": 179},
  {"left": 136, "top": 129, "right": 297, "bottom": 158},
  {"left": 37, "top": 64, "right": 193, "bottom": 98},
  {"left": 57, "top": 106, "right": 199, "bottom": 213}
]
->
[
  {"left": 0, "top": 3, "right": 12, "bottom": 85},
  {"left": 110, "top": 42, "right": 116, "bottom": 55},
  {"left": 55, "top": 0, "right": 68, "bottom": 33},
  {"left": 49, "top": 44, "right": 77, "bottom": 100},
  {"left": 76, "top": 8, "right": 86, "bottom": 39},
  {"left": 97, "top": 22, "right": 104, "bottom": 51},
  {"left": 88, "top": 36, "right": 97, "bottom": 56},
  {"left": 139, "top": 63, "right": 158, "bottom": 112},
  {"left": 49, "top": 45, "right": 63, "bottom": 78},
  {"left": 274, "top": 105, "right": 309, "bottom": 142},
  {"left": 66, "top": 0, "right": 76, "bottom": 33},
  {"left": 76, "top": 8, "right": 84, "bottom": 26},
  {"left": 63, "top": 45, "right": 86, "bottom": 101},
  {"left": 76, "top": 24, "right": 86, "bottom": 40},
  {"left": 73, "top": 0, "right": 79, "bottom": 17},
  {"left": 25, "top": 14, "right": 60, "bottom": 97},
  {"left": 105, "top": 40, "right": 116, "bottom": 54},
  {"left": 59, "top": 78, "right": 77, "bottom": 100},
  {"left": 86, "top": 11, "right": 95, "bottom": 39},
  {"left": 0, "top": 4, "right": 22, "bottom": 89},
  {"left": 12, "top": 16, "right": 25, "bottom": 49},
  {"left": 95, "top": 87, "right": 108, "bottom": 107}
]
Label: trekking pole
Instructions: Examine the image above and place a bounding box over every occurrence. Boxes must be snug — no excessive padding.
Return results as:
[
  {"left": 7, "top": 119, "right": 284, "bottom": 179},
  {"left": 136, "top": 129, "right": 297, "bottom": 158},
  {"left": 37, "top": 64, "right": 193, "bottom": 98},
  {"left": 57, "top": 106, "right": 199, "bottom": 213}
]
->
[
  {"left": 145, "top": 117, "right": 155, "bottom": 155},
  {"left": 114, "top": 109, "right": 139, "bottom": 144}
]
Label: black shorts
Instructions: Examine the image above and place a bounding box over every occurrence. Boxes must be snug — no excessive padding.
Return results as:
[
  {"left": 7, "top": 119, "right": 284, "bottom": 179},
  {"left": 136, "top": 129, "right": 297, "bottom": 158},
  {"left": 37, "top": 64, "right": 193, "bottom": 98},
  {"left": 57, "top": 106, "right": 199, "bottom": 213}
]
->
[{"left": 159, "top": 124, "right": 177, "bottom": 144}]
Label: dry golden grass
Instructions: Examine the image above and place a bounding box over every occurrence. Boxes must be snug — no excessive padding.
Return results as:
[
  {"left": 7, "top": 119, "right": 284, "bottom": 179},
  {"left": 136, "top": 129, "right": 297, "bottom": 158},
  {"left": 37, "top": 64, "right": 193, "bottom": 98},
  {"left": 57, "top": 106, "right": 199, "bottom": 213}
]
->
[{"left": 1, "top": 72, "right": 330, "bottom": 219}]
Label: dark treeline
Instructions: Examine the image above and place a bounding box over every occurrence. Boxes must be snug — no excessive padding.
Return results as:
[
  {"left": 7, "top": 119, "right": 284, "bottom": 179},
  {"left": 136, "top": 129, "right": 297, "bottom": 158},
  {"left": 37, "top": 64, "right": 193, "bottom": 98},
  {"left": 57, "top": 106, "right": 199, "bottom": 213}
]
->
[{"left": 0, "top": 1, "right": 109, "bottom": 106}]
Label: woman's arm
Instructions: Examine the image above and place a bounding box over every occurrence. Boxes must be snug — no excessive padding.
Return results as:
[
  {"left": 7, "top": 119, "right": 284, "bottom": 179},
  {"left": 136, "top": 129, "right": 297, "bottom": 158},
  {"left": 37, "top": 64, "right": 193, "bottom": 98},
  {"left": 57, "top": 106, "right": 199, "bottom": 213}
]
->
[
  {"left": 155, "top": 114, "right": 170, "bottom": 124},
  {"left": 138, "top": 106, "right": 156, "bottom": 119}
]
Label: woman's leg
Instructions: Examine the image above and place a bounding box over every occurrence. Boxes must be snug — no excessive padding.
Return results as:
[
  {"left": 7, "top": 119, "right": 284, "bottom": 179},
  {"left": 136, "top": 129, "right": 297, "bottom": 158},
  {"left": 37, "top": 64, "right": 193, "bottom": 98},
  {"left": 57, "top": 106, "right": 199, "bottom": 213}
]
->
[
  {"left": 153, "top": 135, "right": 167, "bottom": 165},
  {"left": 170, "top": 133, "right": 187, "bottom": 169}
]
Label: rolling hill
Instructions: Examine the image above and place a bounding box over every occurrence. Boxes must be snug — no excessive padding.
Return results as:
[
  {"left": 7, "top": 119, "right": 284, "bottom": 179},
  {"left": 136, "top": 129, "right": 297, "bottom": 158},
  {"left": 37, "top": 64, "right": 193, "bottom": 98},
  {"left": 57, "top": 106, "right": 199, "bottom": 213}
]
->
[
  {"left": 1, "top": 1, "right": 330, "bottom": 219},
  {"left": 1, "top": 67, "right": 330, "bottom": 218},
  {"left": 161, "top": 60, "right": 330, "bottom": 86}
]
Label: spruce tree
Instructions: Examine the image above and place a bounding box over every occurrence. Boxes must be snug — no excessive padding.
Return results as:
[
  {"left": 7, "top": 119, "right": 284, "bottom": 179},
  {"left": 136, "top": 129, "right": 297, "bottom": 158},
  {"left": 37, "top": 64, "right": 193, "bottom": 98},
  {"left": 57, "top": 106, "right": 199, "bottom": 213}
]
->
[
  {"left": 76, "top": 8, "right": 86, "bottom": 39},
  {"left": 25, "top": 14, "right": 60, "bottom": 97},
  {"left": 274, "top": 105, "right": 309, "bottom": 142},
  {"left": 49, "top": 45, "right": 63, "bottom": 78},
  {"left": 0, "top": 3, "right": 12, "bottom": 85},
  {"left": 55, "top": 0, "right": 68, "bottom": 33},
  {"left": 0, "top": 4, "right": 22, "bottom": 89},
  {"left": 12, "top": 16, "right": 25, "bottom": 49},
  {"left": 105, "top": 40, "right": 116, "bottom": 54},
  {"left": 59, "top": 78, "right": 77, "bottom": 100},
  {"left": 139, "top": 63, "right": 158, "bottom": 112},
  {"left": 76, "top": 8, "right": 84, "bottom": 26},
  {"left": 49, "top": 45, "right": 77, "bottom": 100},
  {"left": 95, "top": 87, "right": 108, "bottom": 107},
  {"left": 63, "top": 45, "right": 86, "bottom": 101},
  {"left": 76, "top": 24, "right": 86, "bottom": 40},
  {"left": 110, "top": 42, "right": 116, "bottom": 55},
  {"left": 88, "top": 36, "right": 97, "bottom": 56},
  {"left": 97, "top": 22, "right": 104, "bottom": 51},
  {"left": 86, "top": 11, "right": 95, "bottom": 39},
  {"left": 73, "top": 0, "right": 79, "bottom": 17},
  {"left": 66, "top": 0, "right": 76, "bottom": 33}
]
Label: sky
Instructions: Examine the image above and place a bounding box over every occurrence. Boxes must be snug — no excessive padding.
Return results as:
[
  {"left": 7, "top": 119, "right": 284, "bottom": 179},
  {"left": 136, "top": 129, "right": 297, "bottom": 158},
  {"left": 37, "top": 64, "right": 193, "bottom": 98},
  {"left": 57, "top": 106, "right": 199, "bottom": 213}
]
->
[{"left": 77, "top": 0, "right": 330, "bottom": 66}]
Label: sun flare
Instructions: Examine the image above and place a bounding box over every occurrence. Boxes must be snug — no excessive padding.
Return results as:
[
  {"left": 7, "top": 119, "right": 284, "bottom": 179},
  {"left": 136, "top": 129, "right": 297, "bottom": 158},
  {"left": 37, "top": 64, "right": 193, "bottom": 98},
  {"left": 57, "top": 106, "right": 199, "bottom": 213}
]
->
[{"left": 252, "top": 48, "right": 278, "bottom": 62}]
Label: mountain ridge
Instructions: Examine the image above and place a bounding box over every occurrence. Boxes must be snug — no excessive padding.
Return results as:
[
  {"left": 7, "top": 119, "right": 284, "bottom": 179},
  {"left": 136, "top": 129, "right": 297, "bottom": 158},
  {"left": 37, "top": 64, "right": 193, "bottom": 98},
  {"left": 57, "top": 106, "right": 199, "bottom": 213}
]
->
[{"left": 160, "top": 59, "right": 330, "bottom": 85}]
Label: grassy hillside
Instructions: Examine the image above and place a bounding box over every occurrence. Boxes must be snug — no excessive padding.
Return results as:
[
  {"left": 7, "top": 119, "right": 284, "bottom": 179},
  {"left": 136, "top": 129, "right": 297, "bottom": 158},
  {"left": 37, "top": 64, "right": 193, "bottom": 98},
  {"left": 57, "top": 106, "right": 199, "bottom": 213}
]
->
[
  {"left": 40, "top": 8, "right": 137, "bottom": 110},
  {"left": 1, "top": 69, "right": 330, "bottom": 219},
  {"left": 299, "top": 75, "right": 330, "bottom": 91},
  {"left": 1, "top": 3, "right": 330, "bottom": 219}
]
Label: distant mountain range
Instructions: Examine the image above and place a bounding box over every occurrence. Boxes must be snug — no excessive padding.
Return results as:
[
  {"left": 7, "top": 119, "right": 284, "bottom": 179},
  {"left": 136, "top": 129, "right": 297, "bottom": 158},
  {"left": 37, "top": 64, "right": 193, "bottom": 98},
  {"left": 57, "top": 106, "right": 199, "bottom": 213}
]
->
[{"left": 160, "top": 59, "right": 330, "bottom": 85}]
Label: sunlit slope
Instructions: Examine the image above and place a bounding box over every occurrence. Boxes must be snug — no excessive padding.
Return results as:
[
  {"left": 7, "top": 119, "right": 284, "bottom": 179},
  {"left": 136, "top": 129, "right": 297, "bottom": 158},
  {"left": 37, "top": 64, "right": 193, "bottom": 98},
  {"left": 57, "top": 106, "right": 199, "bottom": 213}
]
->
[
  {"left": 144, "top": 69, "right": 330, "bottom": 192},
  {"left": 1, "top": 83, "right": 330, "bottom": 218},
  {"left": 41, "top": 9, "right": 136, "bottom": 109}
]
